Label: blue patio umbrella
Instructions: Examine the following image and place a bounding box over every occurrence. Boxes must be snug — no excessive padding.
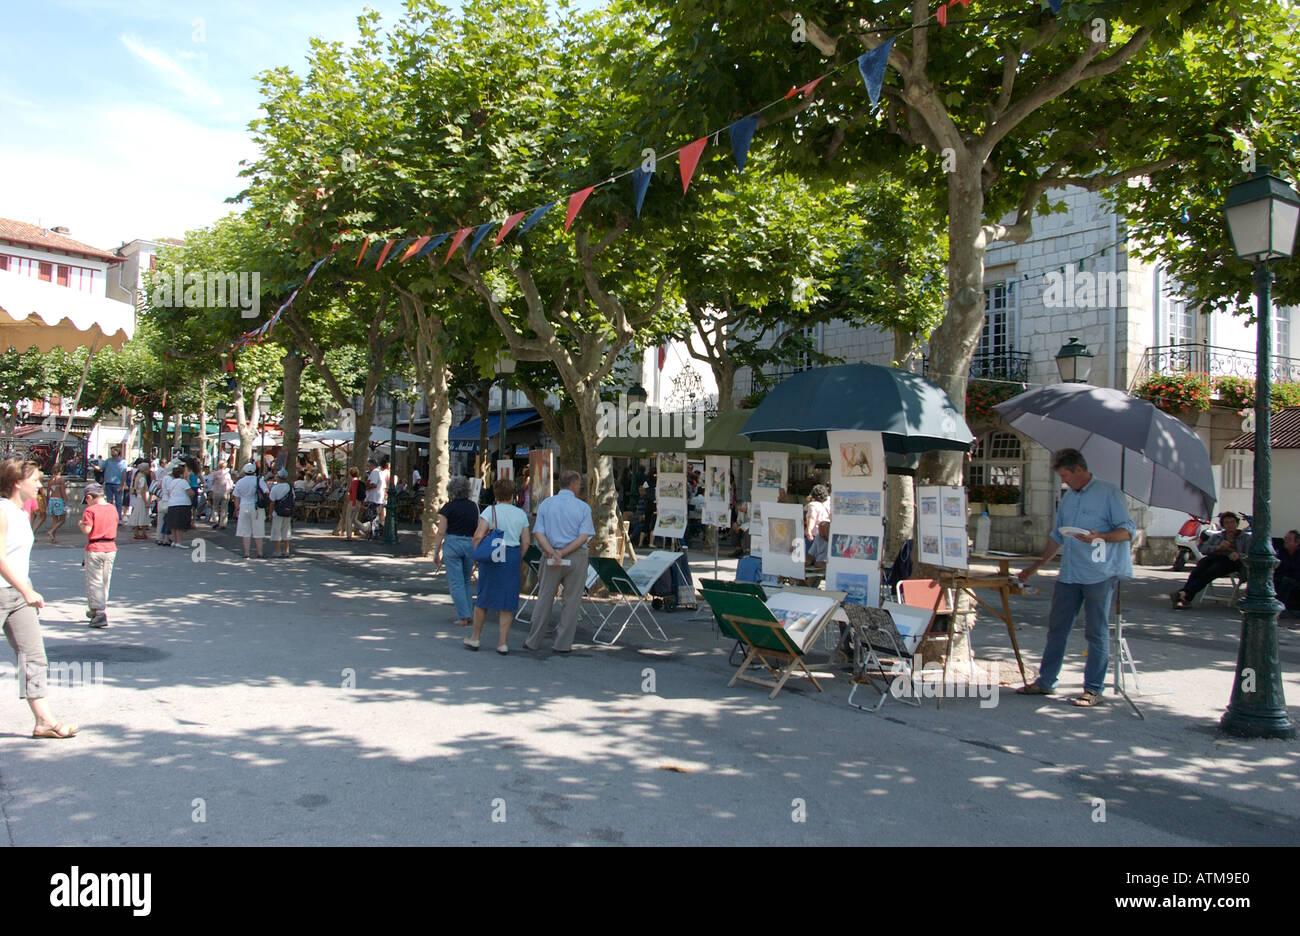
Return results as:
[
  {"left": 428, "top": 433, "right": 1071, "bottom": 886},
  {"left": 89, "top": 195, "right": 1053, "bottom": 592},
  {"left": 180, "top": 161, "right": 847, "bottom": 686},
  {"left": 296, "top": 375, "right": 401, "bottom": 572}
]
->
[{"left": 739, "top": 364, "right": 974, "bottom": 454}]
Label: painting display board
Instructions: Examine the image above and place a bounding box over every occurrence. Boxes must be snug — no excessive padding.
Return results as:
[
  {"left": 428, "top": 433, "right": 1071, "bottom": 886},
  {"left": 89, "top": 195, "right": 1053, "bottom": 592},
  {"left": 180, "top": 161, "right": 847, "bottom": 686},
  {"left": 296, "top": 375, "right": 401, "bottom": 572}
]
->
[
  {"left": 763, "top": 588, "right": 842, "bottom": 654},
  {"left": 468, "top": 477, "right": 483, "bottom": 505},
  {"left": 761, "top": 501, "right": 806, "bottom": 580},
  {"left": 626, "top": 551, "right": 682, "bottom": 595},
  {"left": 653, "top": 452, "right": 688, "bottom": 541},
  {"left": 496, "top": 460, "right": 514, "bottom": 483},
  {"left": 703, "top": 455, "right": 731, "bottom": 528},
  {"left": 916, "top": 485, "right": 968, "bottom": 570},
  {"left": 748, "top": 451, "right": 787, "bottom": 557},
  {"left": 529, "top": 449, "right": 553, "bottom": 510},
  {"left": 825, "top": 430, "right": 886, "bottom": 607}
]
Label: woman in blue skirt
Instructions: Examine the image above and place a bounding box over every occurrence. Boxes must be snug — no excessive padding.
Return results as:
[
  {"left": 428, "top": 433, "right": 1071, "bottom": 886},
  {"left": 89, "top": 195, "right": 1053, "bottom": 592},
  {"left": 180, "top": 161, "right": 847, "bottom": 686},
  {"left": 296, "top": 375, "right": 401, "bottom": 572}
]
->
[{"left": 467, "top": 479, "right": 531, "bottom": 655}]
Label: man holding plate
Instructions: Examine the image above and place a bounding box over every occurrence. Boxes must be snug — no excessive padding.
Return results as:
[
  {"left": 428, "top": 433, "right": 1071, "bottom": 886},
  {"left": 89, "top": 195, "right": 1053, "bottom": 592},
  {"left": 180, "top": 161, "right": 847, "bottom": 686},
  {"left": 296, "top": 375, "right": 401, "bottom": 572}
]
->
[{"left": 1017, "top": 449, "right": 1135, "bottom": 707}]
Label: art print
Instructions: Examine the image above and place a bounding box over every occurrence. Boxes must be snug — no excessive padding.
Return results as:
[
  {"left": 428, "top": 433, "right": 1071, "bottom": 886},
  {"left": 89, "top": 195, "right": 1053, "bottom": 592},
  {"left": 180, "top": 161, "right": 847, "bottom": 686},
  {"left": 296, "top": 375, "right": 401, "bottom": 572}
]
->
[
  {"left": 833, "top": 491, "right": 881, "bottom": 518},
  {"left": 658, "top": 453, "right": 685, "bottom": 476},
  {"left": 837, "top": 442, "right": 875, "bottom": 479},
  {"left": 831, "top": 533, "right": 879, "bottom": 561}
]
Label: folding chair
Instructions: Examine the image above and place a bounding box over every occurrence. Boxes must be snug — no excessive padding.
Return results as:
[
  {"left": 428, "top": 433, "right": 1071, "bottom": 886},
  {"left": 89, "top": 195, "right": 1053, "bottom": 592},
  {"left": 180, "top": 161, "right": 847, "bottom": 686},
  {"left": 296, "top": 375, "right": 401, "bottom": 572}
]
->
[
  {"left": 513, "top": 545, "right": 544, "bottom": 624},
  {"left": 699, "top": 587, "right": 840, "bottom": 700},
  {"left": 846, "top": 601, "right": 930, "bottom": 712},
  {"left": 588, "top": 556, "right": 669, "bottom": 646},
  {"left": 699, "top": 578, "right": 766, "bottom": 665},
  {"left": 897, "top": 577, "right": 977, "bottom": 693},
  {"left": 1194, "top": 569, "right": 1243, "bottom": 607}
]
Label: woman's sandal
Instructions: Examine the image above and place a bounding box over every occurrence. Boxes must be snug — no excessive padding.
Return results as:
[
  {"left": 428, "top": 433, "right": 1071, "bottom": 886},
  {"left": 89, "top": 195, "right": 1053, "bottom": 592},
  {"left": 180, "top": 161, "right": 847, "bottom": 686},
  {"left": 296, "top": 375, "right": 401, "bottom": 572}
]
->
[
  {"left": 32, "top": 722, "right": 78, "bottom": 739},
  {"left": 1073, "top": 690, "right": 1105, "bottom": 707}
]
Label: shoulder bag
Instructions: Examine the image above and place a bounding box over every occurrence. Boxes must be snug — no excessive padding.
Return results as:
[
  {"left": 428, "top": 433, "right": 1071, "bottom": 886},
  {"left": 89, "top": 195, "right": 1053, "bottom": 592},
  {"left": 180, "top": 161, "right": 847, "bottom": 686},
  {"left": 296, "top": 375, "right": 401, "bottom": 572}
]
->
[{"left": 472, "top": 506, "right": 507, "bottom": 563}]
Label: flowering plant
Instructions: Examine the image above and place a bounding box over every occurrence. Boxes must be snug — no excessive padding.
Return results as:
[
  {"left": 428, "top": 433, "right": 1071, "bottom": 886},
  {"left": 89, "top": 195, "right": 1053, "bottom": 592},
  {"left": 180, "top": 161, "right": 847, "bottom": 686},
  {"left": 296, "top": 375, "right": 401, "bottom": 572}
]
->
[
  {"left": 966, "top": 380, "right": 1021, "bottom": 423},
  {"left": 1132, "top": 373, "right": 1212, "bottom": 414},
  {"left": 1213, "top": 375, "right": 1300, "bottom": 410}
]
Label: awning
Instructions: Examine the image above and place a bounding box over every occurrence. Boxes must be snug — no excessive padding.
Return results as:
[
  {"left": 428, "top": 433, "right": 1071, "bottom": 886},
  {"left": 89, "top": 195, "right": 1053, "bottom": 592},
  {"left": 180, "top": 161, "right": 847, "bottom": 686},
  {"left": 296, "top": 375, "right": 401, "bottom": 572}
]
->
[
  {"left": 449, "top": 409, "right": 540, "bottom": 452},
  {"left": 0, "top": 269, "right": 136, "bottom": 351}
]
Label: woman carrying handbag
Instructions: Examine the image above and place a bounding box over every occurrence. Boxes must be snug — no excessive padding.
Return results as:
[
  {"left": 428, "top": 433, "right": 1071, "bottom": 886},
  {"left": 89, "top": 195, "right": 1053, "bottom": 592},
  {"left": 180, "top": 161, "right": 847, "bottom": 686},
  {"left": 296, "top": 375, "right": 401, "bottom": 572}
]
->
[{"left": 466, "top": 478, "right": 530, "bottom": 655}]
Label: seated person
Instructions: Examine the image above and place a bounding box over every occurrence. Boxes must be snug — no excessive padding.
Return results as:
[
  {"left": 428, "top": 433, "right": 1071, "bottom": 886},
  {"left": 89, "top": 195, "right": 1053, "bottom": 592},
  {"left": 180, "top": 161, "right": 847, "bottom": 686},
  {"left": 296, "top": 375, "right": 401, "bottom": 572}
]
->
[
  {"left": 806, "top": 520, "right": 830, "bottom": 569},
  {"left": 731, "top": 502, "right": 751, "bottom": 558},
  {"left": 1171, "top": 512, "right": 1251, "bottom": 608},
  {"left": 685, "top": 489, "right": 705, "bottom": 545},
  {"left": 1274, "top": 529, "right": 1300, "bottom": 616},
  {"left": 312, "top": 473, "right": 330, "bottom": 492}
]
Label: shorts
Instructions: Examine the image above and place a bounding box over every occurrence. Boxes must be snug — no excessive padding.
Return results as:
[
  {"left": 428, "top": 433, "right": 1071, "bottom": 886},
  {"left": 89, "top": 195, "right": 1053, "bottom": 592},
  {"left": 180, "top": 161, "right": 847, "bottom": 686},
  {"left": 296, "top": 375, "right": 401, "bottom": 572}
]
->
[
  {"left": 237, "top": 508, "right": 266, "bottom": 539},
  {"left": 270, "top": 513, "right": 292, "bottom": 541},
  {"left": 49, "top": 498, "right": 66, "bottom": 517}
]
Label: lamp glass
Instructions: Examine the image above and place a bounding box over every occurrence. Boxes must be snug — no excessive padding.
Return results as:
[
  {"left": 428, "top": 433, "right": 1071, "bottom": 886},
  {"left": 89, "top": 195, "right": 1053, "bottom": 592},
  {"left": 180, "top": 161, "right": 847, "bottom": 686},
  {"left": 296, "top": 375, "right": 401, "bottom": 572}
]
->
[
  {"left": 496, "top": 352, "right": 517, "bottom": 376},
  {"left": 257, "top": 395, "right": 271, "bottom": 418},
  {"left": 1224, "top": 172, "right": 1300, "bottom": 263}
]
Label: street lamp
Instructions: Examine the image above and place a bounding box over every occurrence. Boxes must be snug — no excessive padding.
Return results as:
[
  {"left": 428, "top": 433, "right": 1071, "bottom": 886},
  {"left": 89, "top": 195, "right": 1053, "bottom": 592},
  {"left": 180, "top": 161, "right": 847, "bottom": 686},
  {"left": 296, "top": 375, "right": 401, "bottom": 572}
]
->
[
  {"left": 1054, "top": 338, "right": 1094, "bottom": 384},
  {"left": 1220, "top": 166, "right": 1299, "bottom": 740},
  {"left": 257, "top": 393, "right": 271, "bottom": 475},
  {"left": 627, "top": 383, "right": 648, "bottom": 407},
  {"left": 496, "top": 351, "right": 517, "bottom": 483}
]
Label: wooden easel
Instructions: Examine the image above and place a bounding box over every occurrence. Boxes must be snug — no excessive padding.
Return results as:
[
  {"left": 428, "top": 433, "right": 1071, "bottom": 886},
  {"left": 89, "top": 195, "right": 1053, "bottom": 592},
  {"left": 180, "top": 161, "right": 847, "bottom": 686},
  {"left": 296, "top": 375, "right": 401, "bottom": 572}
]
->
[{"left": 935, "top": 557, "right": 1030, "bottom": 689}]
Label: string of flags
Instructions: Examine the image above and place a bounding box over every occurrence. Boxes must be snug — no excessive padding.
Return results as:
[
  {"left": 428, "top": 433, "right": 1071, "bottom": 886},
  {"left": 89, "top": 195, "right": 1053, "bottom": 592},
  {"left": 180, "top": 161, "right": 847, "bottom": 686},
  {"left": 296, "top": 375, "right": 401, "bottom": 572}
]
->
[{"left": 231, "top": 0, "right": 1073, "bottom": 350}]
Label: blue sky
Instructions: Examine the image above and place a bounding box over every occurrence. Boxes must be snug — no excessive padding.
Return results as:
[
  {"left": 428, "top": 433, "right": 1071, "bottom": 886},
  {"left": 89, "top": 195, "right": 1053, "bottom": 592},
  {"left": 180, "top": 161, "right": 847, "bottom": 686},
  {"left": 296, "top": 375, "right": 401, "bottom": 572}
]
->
[{"left": 0, "top": 0, "right": 443, "bottom": 250}]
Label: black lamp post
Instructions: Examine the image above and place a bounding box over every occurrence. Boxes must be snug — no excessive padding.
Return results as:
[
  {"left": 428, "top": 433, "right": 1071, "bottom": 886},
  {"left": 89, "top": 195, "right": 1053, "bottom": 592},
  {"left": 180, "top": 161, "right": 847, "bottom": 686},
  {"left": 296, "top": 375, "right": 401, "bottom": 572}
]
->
[
  {"left": 497, "top": 351, "right": 517, "bottom": 482},
  {"left": 256, "top": 393, "right": 271, "bottom": 474},
  {"left": 1055, "top": 338, "right": 1094, "bottom": 384},
  {"left": 215, "top": 404, "right": 227, "bottom": 466},
  {"left": 1220, "top": 167, "right": 1299, "bottom": 740},
  {"left": 627, "top": 383, "right": 648, "bottom": 407},
  {"left": 383, "top": 385, "right": 399, "bottom": 545}
]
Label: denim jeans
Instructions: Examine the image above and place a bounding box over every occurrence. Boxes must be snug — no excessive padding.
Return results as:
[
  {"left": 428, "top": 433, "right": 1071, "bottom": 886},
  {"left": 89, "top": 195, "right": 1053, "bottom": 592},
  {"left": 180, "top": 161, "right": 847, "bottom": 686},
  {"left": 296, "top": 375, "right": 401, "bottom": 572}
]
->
[
  {"left": 1036, "top": 577, "right": 1115, "bottom": 693},
  {"left": 104, "top": 482, "right": 122, "bottom": 519},
  {"left": 442, "top": 535, "right": 475, "bottom": 620}
]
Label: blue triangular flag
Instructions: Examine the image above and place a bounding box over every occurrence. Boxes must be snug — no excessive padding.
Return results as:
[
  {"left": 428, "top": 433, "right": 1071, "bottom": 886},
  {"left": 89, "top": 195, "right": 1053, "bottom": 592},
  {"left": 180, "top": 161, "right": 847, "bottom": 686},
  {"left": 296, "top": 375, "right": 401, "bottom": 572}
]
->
[
  {"left": 518, "top": 202, "right": 555, "bottom": 235},
  {"left": 729, "top": 115, "right": 760, "bottom": 172},
  {"left": 414, "top": 233, "right": 450, "bottom": 260},
  {"left": 362, "top": 241, "right": 384, "bottom": 266},
  {"left": 1048, "top": 0, "right": 1063, "bottom": 13},
  {"left": 467, "top": 222, "right": 495, "bottom": 258},
  {"left": 857, "top": 38, "right": 894, "bottom": 107},
  {"left": 382, "top": 238, "right": 415, "bottom": 268},
  {"left": 305, "top": 256, "right": 328, "bottom": 281},
  {"left": 631, "top": 168, "right": 652, "bottom": 217}
]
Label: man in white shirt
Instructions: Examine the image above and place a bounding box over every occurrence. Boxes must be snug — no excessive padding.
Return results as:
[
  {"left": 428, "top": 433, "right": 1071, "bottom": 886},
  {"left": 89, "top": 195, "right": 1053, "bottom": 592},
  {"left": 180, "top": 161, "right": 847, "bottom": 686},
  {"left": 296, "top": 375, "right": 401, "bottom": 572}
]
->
[
  {"left": 363, "top": 456, "right": 385, "bottom": 537},
  {"left": 232, "top": 463, "right": 269, "bottom": 559},
  {"left": 268, "top": 468, "right": 294, "bottom": 557}
]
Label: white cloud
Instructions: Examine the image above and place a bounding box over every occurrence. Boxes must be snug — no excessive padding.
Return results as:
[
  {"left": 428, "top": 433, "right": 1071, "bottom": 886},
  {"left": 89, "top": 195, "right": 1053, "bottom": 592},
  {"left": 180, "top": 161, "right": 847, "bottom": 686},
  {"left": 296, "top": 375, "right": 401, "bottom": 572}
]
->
[
  {"left": 119, "top": 32, "right": 223, "bottom": 109},
  {"left": 0, "top": 103, "right": 259, "bottom": 249}
]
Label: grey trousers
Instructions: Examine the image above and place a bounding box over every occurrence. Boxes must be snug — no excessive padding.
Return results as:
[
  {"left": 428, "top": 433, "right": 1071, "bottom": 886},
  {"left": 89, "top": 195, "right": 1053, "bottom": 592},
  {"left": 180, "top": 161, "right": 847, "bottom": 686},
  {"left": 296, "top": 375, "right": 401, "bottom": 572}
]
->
[
  {"left": 85, "top": 550, "right": 116, "bottom": 613},
  {"left": 1, "top": 586, "right": 47, "bottom": 699},
  {"left": 526, "top": 548, "right": 589, "bottom": 651}
]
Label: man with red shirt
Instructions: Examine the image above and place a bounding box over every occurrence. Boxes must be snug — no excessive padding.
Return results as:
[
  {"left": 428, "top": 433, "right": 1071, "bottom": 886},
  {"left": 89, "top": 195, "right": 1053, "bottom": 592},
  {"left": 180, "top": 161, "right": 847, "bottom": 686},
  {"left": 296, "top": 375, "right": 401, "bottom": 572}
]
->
[{"left": 78, "top": 483, "right": 118, "bottom": 628}]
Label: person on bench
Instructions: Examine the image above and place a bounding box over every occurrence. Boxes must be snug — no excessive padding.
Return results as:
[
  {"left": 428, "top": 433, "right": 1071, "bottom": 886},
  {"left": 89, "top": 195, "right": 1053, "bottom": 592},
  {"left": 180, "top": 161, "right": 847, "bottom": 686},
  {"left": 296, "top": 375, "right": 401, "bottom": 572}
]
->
[
  {"left": 1170, "top": 512, "right": 1250, "bottom": 609},
  {"left": 1275, "top": 529, "right": 1300, "bottom": 621}
]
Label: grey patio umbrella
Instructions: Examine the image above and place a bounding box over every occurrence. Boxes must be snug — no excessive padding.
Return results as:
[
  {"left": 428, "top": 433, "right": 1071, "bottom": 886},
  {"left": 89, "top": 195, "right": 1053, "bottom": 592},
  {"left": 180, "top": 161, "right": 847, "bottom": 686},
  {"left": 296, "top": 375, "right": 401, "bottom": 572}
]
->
[
  {"left": 993, "top": 383, "right": 1216, "bottom": 517},
  {"left": 739, "top": 364, "right": 974, "bottom": 454}
]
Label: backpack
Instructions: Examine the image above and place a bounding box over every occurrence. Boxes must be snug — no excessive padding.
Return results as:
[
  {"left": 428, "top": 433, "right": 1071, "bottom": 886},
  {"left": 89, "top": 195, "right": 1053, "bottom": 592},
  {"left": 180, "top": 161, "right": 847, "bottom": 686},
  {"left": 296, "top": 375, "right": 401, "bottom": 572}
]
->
[
  {"left": 274, "top": 485, "right": 295, "bottom": 517},
  {"left": 255, "top": 479, "right": 271, "bottom": 512}
]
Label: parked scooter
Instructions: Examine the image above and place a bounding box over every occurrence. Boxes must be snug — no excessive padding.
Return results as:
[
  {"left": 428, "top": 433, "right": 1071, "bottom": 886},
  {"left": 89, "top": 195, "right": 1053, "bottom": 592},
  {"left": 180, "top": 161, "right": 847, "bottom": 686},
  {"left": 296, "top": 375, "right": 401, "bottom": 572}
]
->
[{"left": 1172, "top": 515, "right": 1211, "bottom": 571}]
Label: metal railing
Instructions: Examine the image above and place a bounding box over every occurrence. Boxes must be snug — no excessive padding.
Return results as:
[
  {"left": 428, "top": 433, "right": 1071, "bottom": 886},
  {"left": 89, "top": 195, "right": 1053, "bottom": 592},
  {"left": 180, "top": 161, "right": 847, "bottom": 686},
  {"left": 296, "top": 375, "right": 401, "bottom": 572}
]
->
[
  {"left": 923, "top": 350, "right": 1031, "bottom": 384},
  {"left": 1129, "top": 343, "right": 1300, "bottom": 392}
]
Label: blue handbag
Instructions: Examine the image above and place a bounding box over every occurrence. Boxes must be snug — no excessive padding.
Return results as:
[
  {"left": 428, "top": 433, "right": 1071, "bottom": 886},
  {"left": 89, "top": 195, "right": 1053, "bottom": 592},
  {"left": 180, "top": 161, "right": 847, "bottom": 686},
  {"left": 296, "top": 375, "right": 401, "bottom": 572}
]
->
[{"left": 473, "top": 506, "right": 507, "bottom": 563}]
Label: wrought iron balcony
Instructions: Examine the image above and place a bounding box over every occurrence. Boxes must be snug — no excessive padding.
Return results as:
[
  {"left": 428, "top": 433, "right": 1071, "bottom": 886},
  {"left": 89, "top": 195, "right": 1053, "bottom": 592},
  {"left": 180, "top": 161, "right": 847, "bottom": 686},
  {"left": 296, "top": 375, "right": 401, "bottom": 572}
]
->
[
  {"left": 923, "top": 350, "right": 1031, "bottom": 384},
  {"left": 1130, "top": 343, "right": 1300, "bottom": 391}
]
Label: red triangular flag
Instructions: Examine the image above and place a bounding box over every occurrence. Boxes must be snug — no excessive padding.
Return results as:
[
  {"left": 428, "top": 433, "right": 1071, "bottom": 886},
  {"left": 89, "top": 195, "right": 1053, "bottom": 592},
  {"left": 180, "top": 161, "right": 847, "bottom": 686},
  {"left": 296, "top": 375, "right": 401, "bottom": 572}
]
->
[
  {"left": 401, "top": 235, "right": 431, "bottom": 262},
  {"left": 495, "top": 211, "right": 526, "bottom": 246},
  {"left": 374, "top": 239, "right": 396, "bottom": 270},
  {"left": 936, "top": 3, "right": 948, "bottom": 26},
  {"left": 678, "top": 137, "right": 708, "bottom": 193},
  {"left": 799, "top": 76, "right": 825, "bottom": 98},
  {"left": 565, "top": 187, "right": 595, "bottom": 233},
  {"left": 445, "top": 227, "right": 472, "bottom": 263},
  {"left": 784, "top": 86, "right": 799, "bottom": 100},
  {"left": 354, "top": 237, "right": 371, "bottom": 267}
]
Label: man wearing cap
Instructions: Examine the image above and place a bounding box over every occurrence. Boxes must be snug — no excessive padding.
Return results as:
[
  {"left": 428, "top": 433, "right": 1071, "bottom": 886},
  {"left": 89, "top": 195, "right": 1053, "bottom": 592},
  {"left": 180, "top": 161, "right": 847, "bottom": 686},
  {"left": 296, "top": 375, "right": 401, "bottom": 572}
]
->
[
  {"left": 523, "top": 471, "right": 596, "bottom": 653},
  {"left": 232, "top": 463, "right": 269, "bottom": 559},
  {"left": 269, "top": 468, "right": 294, "bottom": 557},
  {"left": 78, "top": 483, "right": 117, "bottom": 627}
]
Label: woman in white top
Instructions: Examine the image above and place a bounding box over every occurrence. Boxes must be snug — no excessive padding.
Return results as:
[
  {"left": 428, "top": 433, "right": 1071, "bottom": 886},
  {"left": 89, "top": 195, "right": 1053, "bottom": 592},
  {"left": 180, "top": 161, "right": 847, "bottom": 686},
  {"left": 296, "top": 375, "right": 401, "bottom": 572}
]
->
[
  {"left": 162, "top": 462, "right": 193, "bottom": 548},
  {"left": 465, "top": 478, "right": 531, "bottom": 655},
  {"left": 232, "top": 463, "right": 269, "bottom": 559},
  {"left": 0, "top": 458, "right": 78, "bottom": 738},
  {"left": 128, "top": 462, "right": 152, "bottom": 539}
]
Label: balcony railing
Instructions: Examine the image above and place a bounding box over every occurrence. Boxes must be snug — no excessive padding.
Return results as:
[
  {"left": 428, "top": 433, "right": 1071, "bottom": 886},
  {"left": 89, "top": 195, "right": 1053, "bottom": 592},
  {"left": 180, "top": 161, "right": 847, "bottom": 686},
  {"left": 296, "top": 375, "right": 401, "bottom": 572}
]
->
[
  {"left": 923, "top": 350, "right": 1031, "bottom": 384},
  {"left": 1130, "top": 343, "right": 1300, "bottom": 392}
]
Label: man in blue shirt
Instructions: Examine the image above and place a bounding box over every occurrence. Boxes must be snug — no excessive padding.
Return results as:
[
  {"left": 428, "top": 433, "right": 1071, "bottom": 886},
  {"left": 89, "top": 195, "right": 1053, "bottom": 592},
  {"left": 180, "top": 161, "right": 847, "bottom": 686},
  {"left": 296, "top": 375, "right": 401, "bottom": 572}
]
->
[
  {"left": 1017, "top": 449, "right": 1135, "bottom": 707},
  {"left": 524, "top": 470, "right": 596, "bottom": 653},
  {"left": 101, "top": 446, "right": 127, "bottom": 522}
]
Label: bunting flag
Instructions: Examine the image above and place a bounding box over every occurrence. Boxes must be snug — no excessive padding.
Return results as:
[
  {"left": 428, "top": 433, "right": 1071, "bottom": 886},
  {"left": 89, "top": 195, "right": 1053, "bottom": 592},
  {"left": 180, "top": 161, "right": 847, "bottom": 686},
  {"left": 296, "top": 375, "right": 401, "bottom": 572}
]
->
[
  {"left": 729, "top": 115, "right": 760, "bottom": 172},
  {"left": 362, "top": 241, "right": 384, "bottom": 267},
  {"left": 305, "top": 255, "right": 328, "bottom": 281},
  {"left": 857, "top": 38, "right": 894, "bottom": 107},
  {"left": 678, "top": 137, "right": 708, "bottom": 193},
  {"left": 445, "top": 227, "right": 473, "bottom": 263},
  {"left": 1048, "top": 0, "right": 1062, "bottom": 12},
  {"left": 354, "top": 237, "right": 371, "bottom": 268},
  {"left": 374, "top": 239, "right": 397, "bottom": 270},
  {"left": 401, "top": 235, "right": 432, "bottom": 261},
  {"left": 631, "top": 167, "right": 652, "bottom": 217},
  {"left": 518, "top": 202, "right": 555, "bottom": 235},
  {"left": 495, "top": 210, "right": 526, "bottom": 246},
  {"left": 565, "top": 186, "right": 595, "bottom": 232},
  {"left": 937, "top": 4, "right": 948, "bottom": 27},
  {"left": 414, "top": 233, "right": 449, "bottom": 260},
  {"left": 381, "top": 238, "right": 414, "bottom": 268},
  {"left": 788, "top": 76, "right": 825, "bottom": 99},
  {"left": 467, "top": 221, "right": 495, "bottom": 258}
]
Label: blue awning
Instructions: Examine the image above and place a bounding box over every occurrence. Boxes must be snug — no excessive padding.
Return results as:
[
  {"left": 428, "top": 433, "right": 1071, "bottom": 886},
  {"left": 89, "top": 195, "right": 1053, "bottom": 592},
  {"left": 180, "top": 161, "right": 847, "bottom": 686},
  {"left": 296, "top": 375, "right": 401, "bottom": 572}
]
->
[{"left": 449, "top": 409, "right": 540, "bottom": 453}]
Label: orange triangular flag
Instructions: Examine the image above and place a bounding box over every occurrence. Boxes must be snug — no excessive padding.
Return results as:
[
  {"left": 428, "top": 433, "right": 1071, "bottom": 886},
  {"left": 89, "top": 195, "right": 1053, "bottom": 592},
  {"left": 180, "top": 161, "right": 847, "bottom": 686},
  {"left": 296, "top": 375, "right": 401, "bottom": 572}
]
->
[
  {"left": 784, "top": 86, "right": 799, "bottom": 100},
  {"left": 799, "top": 76, "right": 825, "bottom": 98},
  {"left": 678, "top": 137, "right": 708, "bottom": 193},
  {"left": 565, "top": 187, "right": 595, "bottom": 233},
  {"left": 354, "top": 237, "right": 371, "bottom": 267},
  {"left": 374, "top": 239, "right": 396, "bottom": 270},
  {"left": 495, "top": 211, "right": 526, "bottom": 246},
  {"left": 401, "top": 235, "right": 431, "bottom": 262},
  {"left": 936, "top": 3, "right": 948, "bottom": 26},
  {"left": 445, "top": 227, "right": 472, "bottom": 263}
]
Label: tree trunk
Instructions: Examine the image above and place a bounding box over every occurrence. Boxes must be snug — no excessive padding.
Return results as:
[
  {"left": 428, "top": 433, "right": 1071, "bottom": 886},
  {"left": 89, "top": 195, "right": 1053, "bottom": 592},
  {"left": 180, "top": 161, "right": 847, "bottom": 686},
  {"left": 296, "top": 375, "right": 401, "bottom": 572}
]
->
[
  {"left": 173, "top": 411, "right": 183, "bottom": 450},
  {"left": 282, "top": 350, "right": 302, "bottom": 474},
  {"left": 196, "top": 387, "right": 207, "bottom": 467},
  {"left": 352, "top": 381, "right": 377, "bottom": 475},
  {"left": 572, "top": 386, "right": 619, "bottom": 556},
  {"left": 397, "top": 293, "right": 454, "bottom": 555},
  {"left": 714, "top": 358, "right": 737, "bottom": 413},
  {"left": 232, "top": 378, "right": 263, "bottom": 470}
]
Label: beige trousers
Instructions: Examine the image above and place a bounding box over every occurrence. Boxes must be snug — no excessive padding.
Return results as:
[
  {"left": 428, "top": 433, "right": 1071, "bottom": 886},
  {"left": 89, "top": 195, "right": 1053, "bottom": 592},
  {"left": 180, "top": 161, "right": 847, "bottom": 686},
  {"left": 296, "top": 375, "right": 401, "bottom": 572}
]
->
[
  {"left": 525, "top": 548, "right": 589, "bottom": 651},
  {"left": 85, "top": 550, "right": 117, "bottom": 613}
]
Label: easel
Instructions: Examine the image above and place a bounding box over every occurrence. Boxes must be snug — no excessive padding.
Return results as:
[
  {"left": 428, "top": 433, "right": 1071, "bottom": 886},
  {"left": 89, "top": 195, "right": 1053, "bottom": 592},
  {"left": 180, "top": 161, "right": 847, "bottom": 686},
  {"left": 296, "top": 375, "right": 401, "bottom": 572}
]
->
[{"left": 937, "top": 557, "right": 1031, "bottom": 689}]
